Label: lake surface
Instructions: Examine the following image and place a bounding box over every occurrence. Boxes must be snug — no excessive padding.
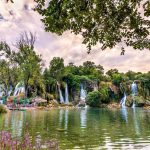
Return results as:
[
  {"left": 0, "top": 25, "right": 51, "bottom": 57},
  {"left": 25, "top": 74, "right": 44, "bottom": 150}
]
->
[{"left": 0, "top": 108, "right": 150, "bottom": 149}]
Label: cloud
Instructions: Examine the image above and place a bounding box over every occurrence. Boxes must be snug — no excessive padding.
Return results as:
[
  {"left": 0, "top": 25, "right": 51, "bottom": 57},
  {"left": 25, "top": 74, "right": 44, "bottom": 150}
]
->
[{"left": 0, "top": 0, "right": 150, "bottom": 73}]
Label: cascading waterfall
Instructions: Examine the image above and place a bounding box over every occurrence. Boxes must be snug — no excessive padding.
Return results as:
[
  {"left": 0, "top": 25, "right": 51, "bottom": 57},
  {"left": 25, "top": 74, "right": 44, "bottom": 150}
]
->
[
  {"left": 131, "top": 82, "right": 138, "bottom": 96},
  {"left": 80, "top": 84, "right": 86, "bottom": 101},
  {"left": 65, "top": 83, "right": 69, "bottom": 104},
  {"left": 8, "top": 85, "right": 13, "bottom": 97},
  {"left": 58, "top": 84, "right": 64, "bottom": 103},
  {"left": 13, "top": 82, "right": 25, "bottom": 97},
  {"left": 120, "top": 92, "right": 127, "bottom": 108},
  {"left": 0, "top": 84, "right": 4, "bottom": 97},
  {"left": 131, "top": 82, "right": 138, "bottom": 108}
]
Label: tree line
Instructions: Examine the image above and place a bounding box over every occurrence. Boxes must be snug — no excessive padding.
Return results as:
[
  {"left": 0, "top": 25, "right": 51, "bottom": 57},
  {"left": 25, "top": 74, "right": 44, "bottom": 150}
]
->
[{"left": 1, "top": 32, "right": 150, "bottom": 104}]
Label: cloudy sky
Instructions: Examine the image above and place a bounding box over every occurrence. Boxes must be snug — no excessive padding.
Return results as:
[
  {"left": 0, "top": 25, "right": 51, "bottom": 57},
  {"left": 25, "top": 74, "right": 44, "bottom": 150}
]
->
[{"left": 0, "top": 0, "right": 150, "bottom": 72}]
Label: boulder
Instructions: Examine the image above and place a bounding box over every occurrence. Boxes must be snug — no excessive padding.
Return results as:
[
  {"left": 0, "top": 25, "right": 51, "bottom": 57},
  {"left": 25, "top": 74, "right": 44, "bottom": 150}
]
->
[
  {"left": 48, "top": 99, "right": 59, "bottom": 107},
  {"left": 144, "top": 100, "right": 150, "bottom": 106},
  {"left": 78, "top": 100, "right": 86, "bottom": 107},
  {"left": 106, "top": 102, "right": 121, "bottom": 109},
  {"left": 32, "top": 97, "right": 47, "bottom": 106},
  {"left": 126, "top": 95, "right": 145, "bottom": 107}
]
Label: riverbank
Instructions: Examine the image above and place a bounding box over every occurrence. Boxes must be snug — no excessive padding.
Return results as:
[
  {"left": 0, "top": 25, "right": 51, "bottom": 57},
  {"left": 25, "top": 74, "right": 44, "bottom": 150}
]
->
[{"left": 4, "top": 99, "right": 150, "bottom": 112}]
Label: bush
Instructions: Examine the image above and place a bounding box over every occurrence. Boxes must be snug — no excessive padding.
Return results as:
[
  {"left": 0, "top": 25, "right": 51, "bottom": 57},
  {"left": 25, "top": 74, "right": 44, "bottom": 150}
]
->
[
  {"left": 0, "top": 105, "right": 7, "bottom": 113},
  {"left": 99, "top": 87, "right": 109, "bottom": 103},
  {"left": 48, "top": 93, "right": 54, "bottom": 100},
  {"left": 87, "top": 91, "right": 101, "bottom": 107}
]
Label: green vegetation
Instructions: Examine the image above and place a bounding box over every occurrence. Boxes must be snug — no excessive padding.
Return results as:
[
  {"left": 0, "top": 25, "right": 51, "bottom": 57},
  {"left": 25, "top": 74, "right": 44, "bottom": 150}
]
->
[
  {"left": 1, "top": 33, "right": 150, "bottom": 107},
  {"left": 87, "top": 91, "right": 101, "bottom": 107},
  {"left": 0, "top": 105, "right": 7, "bottom": 113},
  {"left": 87, "top": 88, "right": 109, "bottom": 107},
  {"left": 35, "top": 0, "right": 150, "bottom": 53}
]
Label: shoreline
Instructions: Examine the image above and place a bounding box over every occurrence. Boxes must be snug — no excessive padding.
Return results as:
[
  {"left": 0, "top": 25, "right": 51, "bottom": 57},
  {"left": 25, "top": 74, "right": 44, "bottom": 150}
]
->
[{"left": 7, "top": 102, "right": 150, "bottom": 111}]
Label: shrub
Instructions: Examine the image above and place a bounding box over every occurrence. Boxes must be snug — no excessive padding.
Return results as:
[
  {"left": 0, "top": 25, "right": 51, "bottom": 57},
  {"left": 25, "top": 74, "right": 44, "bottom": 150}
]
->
[
  {"left": 87, "top": 91, "right": 101, "bottom": 107},
  {"left": 99, "top": 87, "right": 110, "bottom": 103},
  {"left": 0, "top": 105, "right": 7, "bottom": 113},
  {"left": 47, "top": 93, "right": 54, "bottom": 101}
]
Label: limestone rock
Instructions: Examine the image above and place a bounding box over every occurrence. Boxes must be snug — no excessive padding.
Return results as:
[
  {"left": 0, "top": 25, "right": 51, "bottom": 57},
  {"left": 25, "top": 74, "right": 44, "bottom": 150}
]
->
[
  {"left": 126, "top": 95, "right": 145, "bottom": 107},
  {"left": 78, "top": 100, "right": 86, "bottom": 107}
]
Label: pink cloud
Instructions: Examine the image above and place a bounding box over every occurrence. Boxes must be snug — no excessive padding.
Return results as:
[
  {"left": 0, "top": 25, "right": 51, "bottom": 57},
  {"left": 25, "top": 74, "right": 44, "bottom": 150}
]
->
[{"left": 0, "top": 0, "right": 150, "bottom": 72}]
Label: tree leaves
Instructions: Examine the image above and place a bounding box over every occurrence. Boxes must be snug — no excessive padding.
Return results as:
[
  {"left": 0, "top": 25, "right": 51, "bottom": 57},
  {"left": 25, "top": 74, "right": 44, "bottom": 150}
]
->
[{"left": 35, "top": 0, "right": 150, "bottom": 53}]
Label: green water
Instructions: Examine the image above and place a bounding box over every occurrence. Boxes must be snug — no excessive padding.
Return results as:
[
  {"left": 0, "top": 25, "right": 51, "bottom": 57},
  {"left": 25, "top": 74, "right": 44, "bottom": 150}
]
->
[{"left": 0, "top": 108, "right": 150, "bottom": 149}]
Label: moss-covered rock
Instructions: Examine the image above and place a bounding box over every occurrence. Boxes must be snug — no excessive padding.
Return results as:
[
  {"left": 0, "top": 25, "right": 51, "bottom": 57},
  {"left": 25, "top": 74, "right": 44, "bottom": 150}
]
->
[
  {"left": 0, "top": 105, "right": 7, "bottom": 113},
  {"left": 126, "top": 95, "right": 145, "bottom": 107},
  {"left": 48, "top": 99, "right": 59, "bottom": 107}
]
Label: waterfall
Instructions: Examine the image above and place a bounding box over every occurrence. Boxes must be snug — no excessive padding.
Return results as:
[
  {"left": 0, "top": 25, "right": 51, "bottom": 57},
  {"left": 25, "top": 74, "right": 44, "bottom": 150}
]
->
[
  {"left": 120, "top": 92, "right": 126, "bottom": 108},
  {"left": 58, "top": 84, "right": 64, "bottom": 103},
  {"left": 65, "top": 83, "right": 69, "bottom": 104},
  {"left": 131, "top": 82, "right": 138, "bottom": 108},
  {"left": 132, "top": 101, "right": 136, "bottom": 108},
  {"left": 0, "top": 85, "right": 4, "bottom": 97},
  {"left": 131, "top": 82, "right": 138, "bottom": 96},
  {"left": 13, "top": 82, "right": 25, "bottom": 97},
  {"left": 8, "top": 85, "right": 13, "bottom": 97},
  {"left": 80, "top": 84, "right": 86, "bottom": 101}
]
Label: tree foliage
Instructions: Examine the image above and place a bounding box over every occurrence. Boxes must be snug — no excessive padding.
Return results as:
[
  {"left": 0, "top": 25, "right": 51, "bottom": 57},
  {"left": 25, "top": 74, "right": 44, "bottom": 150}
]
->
[
  {"left": 35, "top": 0, "right": 150, "bottom": 53},
  {"left": 87, "top": 91, "right": 101, "bottom": 107},
  {"left": 0, "top": 32, "right": 44, "bottom": 97}
]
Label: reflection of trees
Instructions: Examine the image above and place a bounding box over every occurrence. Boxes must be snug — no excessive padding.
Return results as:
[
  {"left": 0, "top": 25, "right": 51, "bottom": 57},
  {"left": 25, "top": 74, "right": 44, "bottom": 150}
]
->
[
  {"left": 80, "top": 109, "right": 87, "bottom": 129},
  {"left": 120, "top": 108, "right": 128, "bottom": 123},
  {"left": 0, "top": 109, "right": 150, "bottom": 149},
  {"left": 132, "top": 108, "right": 140, "bottom": 135},
  {"left": 3, "top": 111, "right": 25, "bottom": 138}
]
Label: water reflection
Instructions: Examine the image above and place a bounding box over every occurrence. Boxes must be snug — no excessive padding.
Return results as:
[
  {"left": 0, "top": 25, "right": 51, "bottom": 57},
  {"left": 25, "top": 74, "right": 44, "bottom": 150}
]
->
[
  {"left": 64, "top": 109, "right": 68, "bottom": 130},
  {"left": 59, "top": 109, "right": 69, "bottom": 130},
  {"left": 59, "top": 109, "right": 64, "bottom": 128},
  {"left": 0, "top": 108, "right": 150, "bottom": 149},
  {"left": 4, "top": 112, "right": 25, "bottom": 137},
  {"left": 121, "top": 108, "right": 128, "bottom": 123},
  {"left": 80, "top": 108, "right": 87, "bottom": 129},
  {"left": 132, "top": 108, "right": 140, "bottom": 135}
]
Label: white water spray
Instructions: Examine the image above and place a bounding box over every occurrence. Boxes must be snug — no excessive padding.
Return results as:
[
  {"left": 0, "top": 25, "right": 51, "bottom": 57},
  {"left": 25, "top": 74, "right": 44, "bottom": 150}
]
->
[
  {"left": 131, "top": 82, "right": 138, "bottom": 108},
  {"left": 0, "top": 85, "right": 4, "bottom": 97},
  {"left": 57, "top": 83, "right": 64, "bottom": 103},
  {"left": 120, "top": 93, "right": 127, "bottom": 108},
  {"left": 65, "top": 83, "right": 69, "bottom": 104},
  {"left": 80, "top": 84, "right": 86, "bottom": 101},
  {"left": 13, "top": 82, "right": 25, "bottom": 97}
]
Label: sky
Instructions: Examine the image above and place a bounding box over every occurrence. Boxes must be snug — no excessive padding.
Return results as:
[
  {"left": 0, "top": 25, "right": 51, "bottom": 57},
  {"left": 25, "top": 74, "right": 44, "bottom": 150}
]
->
[{"left": 0, "top": 0, "right": 150, "bottom": 73}]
